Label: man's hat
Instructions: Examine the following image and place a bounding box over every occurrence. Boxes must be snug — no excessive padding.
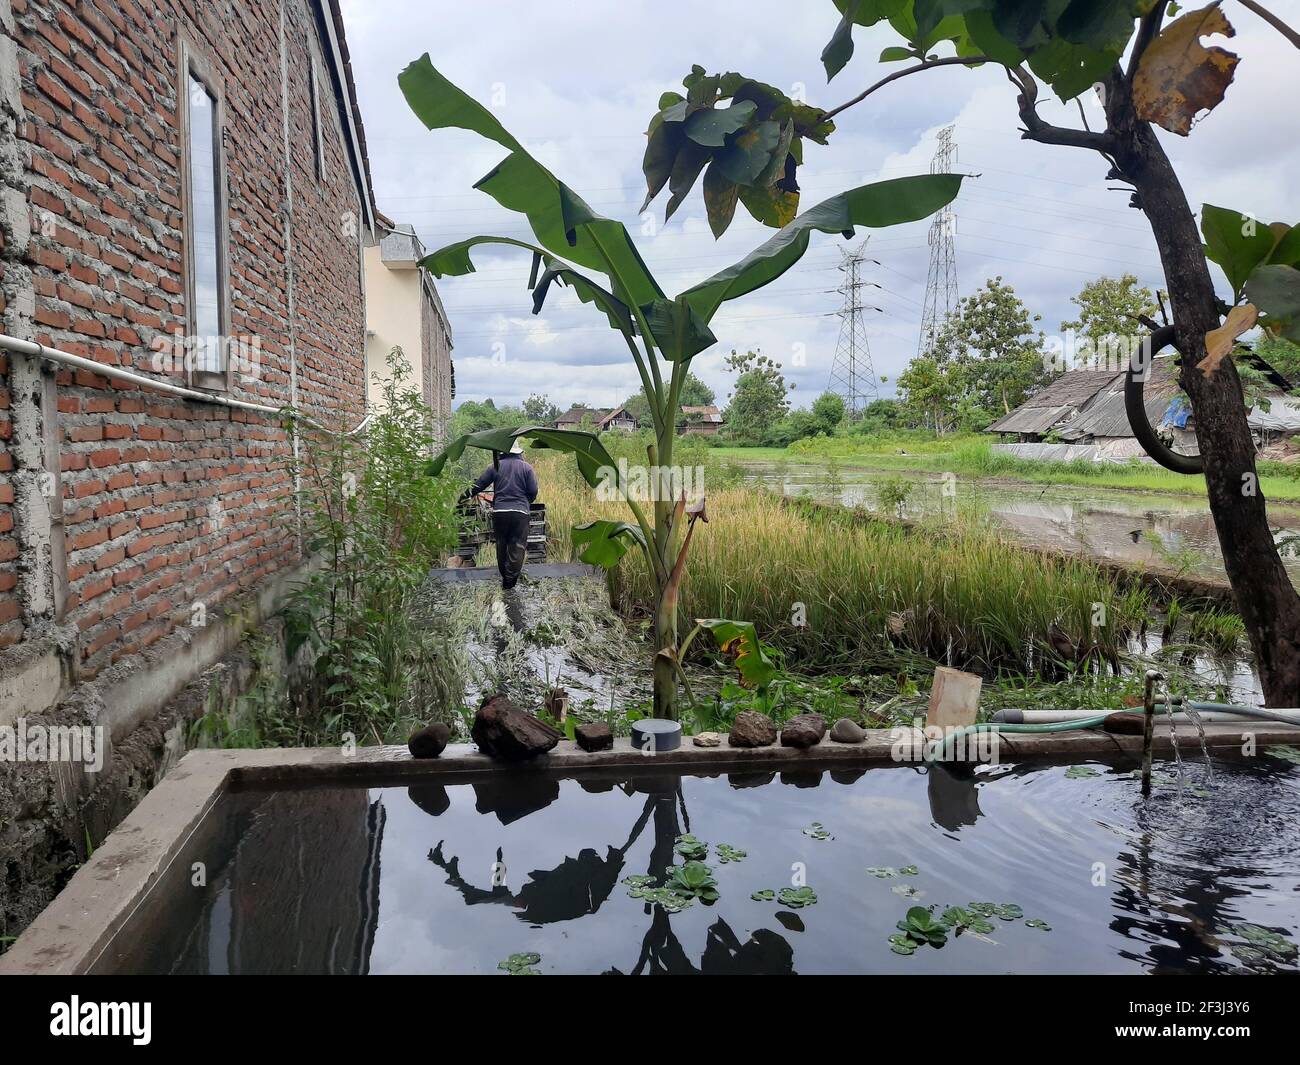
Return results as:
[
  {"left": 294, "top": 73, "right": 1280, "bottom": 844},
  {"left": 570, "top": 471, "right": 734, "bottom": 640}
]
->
[{"left": 509, "top": 439, "right": 525, "bottom": 455}]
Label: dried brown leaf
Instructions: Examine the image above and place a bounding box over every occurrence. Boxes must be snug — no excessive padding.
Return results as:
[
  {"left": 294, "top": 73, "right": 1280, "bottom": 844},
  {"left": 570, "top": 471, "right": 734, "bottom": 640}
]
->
[{"left": 1134, "top": 3, "right": 1240, "bottom": 136}]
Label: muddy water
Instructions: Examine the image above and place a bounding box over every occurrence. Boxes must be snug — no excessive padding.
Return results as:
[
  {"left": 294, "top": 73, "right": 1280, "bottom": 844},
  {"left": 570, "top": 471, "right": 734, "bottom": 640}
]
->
[{"left": 737, "top": 460, "right": 1300, "bottom": 586}]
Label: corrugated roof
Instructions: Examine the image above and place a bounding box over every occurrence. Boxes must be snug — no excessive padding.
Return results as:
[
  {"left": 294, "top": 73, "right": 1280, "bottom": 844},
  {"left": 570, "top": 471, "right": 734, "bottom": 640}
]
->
[
  {"left": 986, "top": 369, "right": 1120, "bottom": 434},
  {"left": 1059, "top": 358, "right": 1182, "bottom": 441}
]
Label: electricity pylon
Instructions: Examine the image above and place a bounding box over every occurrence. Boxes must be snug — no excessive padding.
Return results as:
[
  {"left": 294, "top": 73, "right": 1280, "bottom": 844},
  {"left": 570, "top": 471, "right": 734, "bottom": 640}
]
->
[
  {"left": 827, "top": 237, "right": 878, "bottom": 418},
  {"left": 918, "top": 125, "right": 959, "bottom": 356}
]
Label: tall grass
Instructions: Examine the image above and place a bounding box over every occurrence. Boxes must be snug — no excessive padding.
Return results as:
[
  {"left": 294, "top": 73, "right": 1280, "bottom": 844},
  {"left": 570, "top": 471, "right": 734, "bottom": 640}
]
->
[{"left": 538, "top": 453, "right": 1151, "bottom": 676}]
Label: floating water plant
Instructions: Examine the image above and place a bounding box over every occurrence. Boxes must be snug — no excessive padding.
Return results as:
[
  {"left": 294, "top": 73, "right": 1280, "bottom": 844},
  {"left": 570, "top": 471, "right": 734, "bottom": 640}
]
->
[
  {"left": 1025, "top": 919, "right": 1052, "bottom": 931},
  {"left": 498, "top": 952, "right": 542, "bottom": 975},
  {"left": 1230, "top": 923, "right": 1297, "bottom": 968},
  {"left": 673, "top": 833, "right": 708, "bottom": 861},
  {"left": 892, "top": 884, "right": 923, "bottom": 899},
  {"left": 895, "top": 906, "right": 948, "bottom": 950},
  {"left": 1265, "top": 745, "right": 1300, "bottom": 766},
  {"left": 1065, "top": 766, "right": 1100, "bottom": 779},
  {"left": 802, "top": 821, "right": 833, "bottom": 841},
  {"left": 750, "top": 889, "right": 776, "bottom": 901},
  {"left": 867, "top": 866, "right": 899, "bottom": 878},
  {"left": 716, "top": 843, "right": 747, "bottom": 863},
  {"left": 941, "top": 907, "right": 995, "bottom": 935},
  {"left": 778, "top": 887, "right": 818, "bottom": 909},
  {"left": 665, "top": 861, "right": 720, "bottom": 903}
]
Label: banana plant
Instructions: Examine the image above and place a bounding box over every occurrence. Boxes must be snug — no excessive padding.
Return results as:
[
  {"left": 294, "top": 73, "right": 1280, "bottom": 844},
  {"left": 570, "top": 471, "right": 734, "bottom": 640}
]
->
[{"left": 402, "top": 55, "right": 964, "bottom": 720}]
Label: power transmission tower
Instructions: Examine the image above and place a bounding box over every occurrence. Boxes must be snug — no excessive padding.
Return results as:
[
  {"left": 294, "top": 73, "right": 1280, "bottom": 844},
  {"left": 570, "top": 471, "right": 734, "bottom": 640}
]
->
[
  {"left": 918, "top": 125, "right": 959, "bottom": 356},
  {"left": 827, "top": 237, "right": 878, "bottom": 418}
]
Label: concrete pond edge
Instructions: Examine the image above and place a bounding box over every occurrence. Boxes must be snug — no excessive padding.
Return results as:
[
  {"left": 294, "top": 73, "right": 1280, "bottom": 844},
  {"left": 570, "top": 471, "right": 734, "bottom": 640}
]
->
[{"left": 2, "top": 721, "right": 1297, "bottom": 975}]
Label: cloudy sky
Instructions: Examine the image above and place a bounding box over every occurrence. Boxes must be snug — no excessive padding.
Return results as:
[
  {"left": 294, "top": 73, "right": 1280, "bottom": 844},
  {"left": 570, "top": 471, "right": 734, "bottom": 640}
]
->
[{"left": 339, "top": 0, "right": 1300, "bottom": 412}]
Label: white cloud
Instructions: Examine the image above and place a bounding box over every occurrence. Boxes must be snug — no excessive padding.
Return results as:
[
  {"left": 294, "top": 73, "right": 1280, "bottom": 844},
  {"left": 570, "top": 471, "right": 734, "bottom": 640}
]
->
[{"left": 341, "top": 1, "right": 1300, "bottom": 410}]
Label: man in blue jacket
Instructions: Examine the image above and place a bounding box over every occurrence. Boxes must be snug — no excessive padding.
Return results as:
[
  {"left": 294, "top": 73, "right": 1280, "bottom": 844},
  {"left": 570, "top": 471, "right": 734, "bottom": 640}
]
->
[{"left": 464, "top": 440, "right": 538, "bottom": 589}]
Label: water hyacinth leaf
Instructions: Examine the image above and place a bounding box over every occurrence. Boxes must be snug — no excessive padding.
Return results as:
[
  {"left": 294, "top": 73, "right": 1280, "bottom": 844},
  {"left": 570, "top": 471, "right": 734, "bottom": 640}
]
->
[
  {"left": 1064, "top": 765, "right": 1100, "bottom": 779},
  {"left": 717, "top": 843, "right": 747, "bottom": 863},
  {"left": 679, "top": 175, "right": 964, "bottom": 323},
  {"left": 751, "top": 888, "right": 776, "bottom": 901},
  {"left": 400, "top": 55, "right": 663, "bottom": 309},
  {"left": 673, "top": 833, "right": 709, "bottom": 861},
  {"left": 571, "top": 520, "right": 647, "bottom": 569},
  {"left": 1132, "top": 3, "right": 1240, "bottom": 136},
  {"left": 1264, "top": 744, "right": 1300, "bottom": 765},
  {"left": 778, "top": 886, "right": 818, "bottom": 908}
]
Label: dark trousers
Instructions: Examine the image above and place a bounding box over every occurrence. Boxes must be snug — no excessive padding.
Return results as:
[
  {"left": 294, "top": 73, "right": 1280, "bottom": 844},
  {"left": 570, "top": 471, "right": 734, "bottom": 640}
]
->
[{"left": 492, "top": 510, "right": 530, "bottom": 589}]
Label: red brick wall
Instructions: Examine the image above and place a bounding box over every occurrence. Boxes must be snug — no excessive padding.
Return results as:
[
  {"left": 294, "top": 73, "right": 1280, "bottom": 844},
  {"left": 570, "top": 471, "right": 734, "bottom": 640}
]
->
[{"left": 1, "top": 0, "right": 367, "bottom": 673}]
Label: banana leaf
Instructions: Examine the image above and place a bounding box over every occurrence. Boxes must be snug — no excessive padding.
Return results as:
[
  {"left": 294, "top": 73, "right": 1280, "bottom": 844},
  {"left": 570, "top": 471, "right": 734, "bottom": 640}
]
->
[{"left": 679, "top": 174, "right": 964, "bottom": 322}]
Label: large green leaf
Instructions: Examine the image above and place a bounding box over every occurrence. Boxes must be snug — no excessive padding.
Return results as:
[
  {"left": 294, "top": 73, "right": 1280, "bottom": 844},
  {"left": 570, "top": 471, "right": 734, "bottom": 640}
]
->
[
  {"left": 1203, "top": 204, "right": 1277, "bottom": 301},
  {"left": 640, "top": 297, "right": 718, "bottom": 363},
  {"left": 680, "top": 173, "right": 964, "bottom": 321},
  {"left": 1245, "top": 265, "right": 1300, "bottom": 343},
  {"left": 400, "top": 55, "right": 663, "bottom": 309},
  {"left": 427, "top": 426, "right": 618, "bottom": 489},
  {"left": 532, "top": 263, "right": 635, "bottom": 335},
  {"left": 685, "top": 100, "right": 758, "bottom": 146},
  {"left": 694, "top": 618, "right": 779, "bottom": 689},
  {"left": 420, "top": 237, "right": 637, "bottom": 339},
  {"left": 571, "top": 520, "right": 646, "bottom": 568}
]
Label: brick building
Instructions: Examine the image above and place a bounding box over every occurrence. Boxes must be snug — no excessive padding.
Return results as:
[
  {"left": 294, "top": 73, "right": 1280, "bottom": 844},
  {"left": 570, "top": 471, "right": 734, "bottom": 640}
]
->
[{"left": 0, "top": 0, "right": 385, "bottom": 934}]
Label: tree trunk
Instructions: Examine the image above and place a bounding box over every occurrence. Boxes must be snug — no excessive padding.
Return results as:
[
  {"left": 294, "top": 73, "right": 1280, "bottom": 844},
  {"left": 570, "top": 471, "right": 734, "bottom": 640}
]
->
[
  {"left": 1108, "top": 78, "right": 1300, "bottom": 705},
  {"left": 653, "top": 606, "right": 678, "bottom": 720}
]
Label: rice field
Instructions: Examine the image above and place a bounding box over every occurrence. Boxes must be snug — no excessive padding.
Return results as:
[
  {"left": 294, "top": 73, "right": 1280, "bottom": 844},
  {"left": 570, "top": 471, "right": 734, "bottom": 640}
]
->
[{"left": 535, "top": 453, "right": 1154, "bottom": 676}]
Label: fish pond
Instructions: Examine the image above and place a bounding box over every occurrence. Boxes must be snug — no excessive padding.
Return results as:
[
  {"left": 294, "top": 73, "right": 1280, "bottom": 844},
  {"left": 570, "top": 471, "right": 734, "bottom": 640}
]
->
[{"left": 97, "top": 751, "right": 1300, "bottom": 975}]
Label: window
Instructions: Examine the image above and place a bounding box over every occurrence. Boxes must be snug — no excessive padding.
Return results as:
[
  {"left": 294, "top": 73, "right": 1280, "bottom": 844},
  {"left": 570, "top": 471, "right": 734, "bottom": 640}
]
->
[
  {"left": 179, "top": 44, "right": 230, "bottom": 389},
  {"left": 309, "top": 62, "right": 325, "bottom": 180}
]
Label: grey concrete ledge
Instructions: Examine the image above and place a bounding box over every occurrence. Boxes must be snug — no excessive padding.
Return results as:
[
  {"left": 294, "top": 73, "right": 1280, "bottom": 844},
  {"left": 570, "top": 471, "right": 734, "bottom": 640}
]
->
[{"left": 3, "top": 721, "right": 1296, "bottom": 975}]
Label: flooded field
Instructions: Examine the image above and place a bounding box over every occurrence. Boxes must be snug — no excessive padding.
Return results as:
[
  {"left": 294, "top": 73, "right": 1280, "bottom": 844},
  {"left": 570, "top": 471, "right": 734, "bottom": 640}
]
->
[{"left": 736, "top": 459, "right": 1300, "bottom": 586}]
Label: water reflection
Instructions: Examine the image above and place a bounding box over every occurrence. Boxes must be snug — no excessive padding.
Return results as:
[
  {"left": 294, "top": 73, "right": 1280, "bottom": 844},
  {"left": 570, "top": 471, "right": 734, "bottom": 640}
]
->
[{"left": 106, "top": 759, "right": 1300, "bottom": 975}]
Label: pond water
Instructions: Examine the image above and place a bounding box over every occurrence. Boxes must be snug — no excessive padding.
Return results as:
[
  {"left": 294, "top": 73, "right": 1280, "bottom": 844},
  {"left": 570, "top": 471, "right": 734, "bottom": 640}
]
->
[
  {"left": 101, "top": 754, "right": 1300, "bottom": 975},
  {"left": 737, "top": 459, "right": 1300, "bottom": 586}
]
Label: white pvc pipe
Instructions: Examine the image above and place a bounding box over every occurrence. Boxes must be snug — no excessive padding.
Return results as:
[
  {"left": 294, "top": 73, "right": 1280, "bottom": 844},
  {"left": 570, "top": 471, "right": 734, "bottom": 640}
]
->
[{"left": 0, "top": 333, "right": 370, "bottom": 437}]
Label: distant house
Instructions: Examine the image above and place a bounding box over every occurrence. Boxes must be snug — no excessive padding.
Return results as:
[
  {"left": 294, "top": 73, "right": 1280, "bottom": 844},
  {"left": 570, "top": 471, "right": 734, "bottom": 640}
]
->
[
  {"left": 364, "top": 217, "right": 454, "bottom": 442},
  {"left": 679, "top": 405, "right": 724, "bottom": 435},
  {"left": 985, "top": 370, "right": 1120, "bottom": 441},
  {"left": 988, "top": 357, "right": 1299, "bottom": 461},
  {"left": 598, "top": 407, "right": 639, "bottom": 432},
  {"left": 555, "top": 405, "right": 605, "bottom": 428}
]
